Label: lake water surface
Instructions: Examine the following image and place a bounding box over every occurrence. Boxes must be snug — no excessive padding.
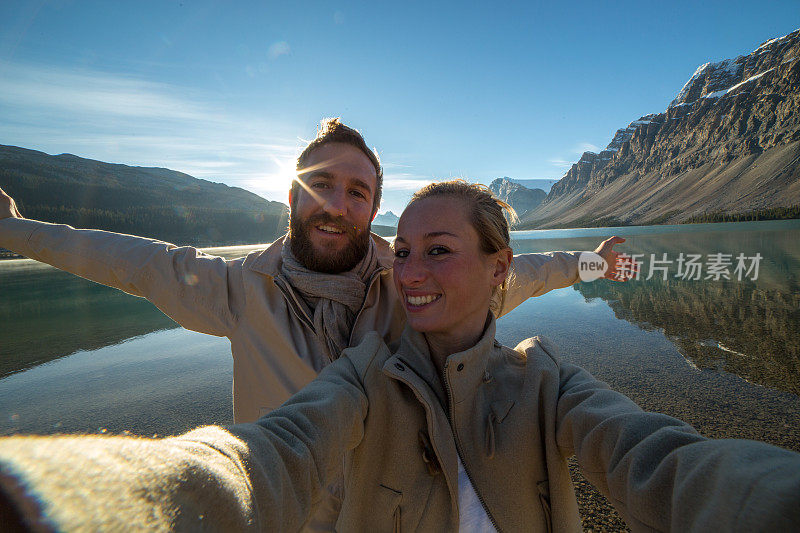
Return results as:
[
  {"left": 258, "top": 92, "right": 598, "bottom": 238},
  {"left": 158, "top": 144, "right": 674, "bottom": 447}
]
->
[{"left": 1, "top": 221, "right": 799, "bottom": 454}]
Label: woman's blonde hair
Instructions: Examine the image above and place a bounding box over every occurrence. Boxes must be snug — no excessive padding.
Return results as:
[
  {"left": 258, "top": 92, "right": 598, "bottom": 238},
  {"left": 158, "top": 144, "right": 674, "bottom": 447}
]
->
[
  {"left": 406, "top": 179, "right": 516, "bottom": 314},
  {"left": 407, "top": 179, "right": 516, "bottom": 254}
]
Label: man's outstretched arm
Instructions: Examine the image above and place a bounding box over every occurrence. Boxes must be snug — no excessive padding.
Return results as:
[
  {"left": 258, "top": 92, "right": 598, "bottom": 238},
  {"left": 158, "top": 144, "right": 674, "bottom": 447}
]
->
[
  {"left": 495, "top": 236, "right": 631, "bottom": 317},
  {"left": 0, "top": 188, "right": 22, "bottom": 220},
  {"left": 0, "top": 187, "right": 241, "bottom": 337}
]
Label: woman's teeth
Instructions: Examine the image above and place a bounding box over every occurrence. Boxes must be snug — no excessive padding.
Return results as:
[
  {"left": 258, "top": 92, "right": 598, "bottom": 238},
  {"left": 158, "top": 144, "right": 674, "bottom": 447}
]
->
[
  {"left": 318, "top": 225, "right": 343, "bottom": 234},
  {"left": 407, "top": 294, "right": 440, "bottom": 306}
]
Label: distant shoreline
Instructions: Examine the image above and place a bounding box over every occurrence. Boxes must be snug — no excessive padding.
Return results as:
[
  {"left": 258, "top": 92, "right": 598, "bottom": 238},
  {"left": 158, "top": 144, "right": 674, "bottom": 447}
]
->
[
  {"left": 6, "top": 218, "right": 800, "bottom": 261},
  {"left": 515, "top": 205, "right": 800, "bottom": 231},
  {"left": 0, "top": 250, "right": 23, "bottom": 260}
]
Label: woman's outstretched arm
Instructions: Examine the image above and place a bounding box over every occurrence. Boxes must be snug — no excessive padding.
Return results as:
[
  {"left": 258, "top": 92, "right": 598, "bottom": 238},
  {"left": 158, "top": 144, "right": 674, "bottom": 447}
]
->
[{"left": 550, "top": 350, "right": 800, "bottom": 532}]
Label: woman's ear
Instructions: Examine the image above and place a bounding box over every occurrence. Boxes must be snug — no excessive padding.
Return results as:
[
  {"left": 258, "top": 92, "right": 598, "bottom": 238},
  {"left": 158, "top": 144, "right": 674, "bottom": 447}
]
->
[{"left": 489, "top": 248, "right": 513, "bottom": 287}]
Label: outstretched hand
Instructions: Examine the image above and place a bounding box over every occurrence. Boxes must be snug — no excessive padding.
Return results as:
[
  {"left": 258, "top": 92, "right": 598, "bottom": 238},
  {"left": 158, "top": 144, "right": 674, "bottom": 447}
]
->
[
  {"left": 0, "top": 187, "right": 22, "bottom": 220},
  {"left": 593, "top": 236, "right": 636, "bottom": 281}
]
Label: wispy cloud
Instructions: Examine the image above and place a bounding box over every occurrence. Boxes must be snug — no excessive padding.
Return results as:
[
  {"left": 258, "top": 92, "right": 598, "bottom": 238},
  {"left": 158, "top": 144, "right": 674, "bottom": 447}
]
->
[
  {"left": 573, "top": 142, "right": 599, "bottom": 154},
  {"left": 376, "top": 173, "right": 432, "bottom": 214},
  {"left": 548, "top": 158, "right": 573, "bottom": 169},
  {"left": 546, "top": 141, "right": 601, "bottom": 173},
  {"left": 383, "top": 173, "right": 434, "bottom": 191},
  {"left": 0, "top": 62, "right": 221, "bottom": 123},
  {"left": 268, "top": 41, "right": 290, "bottom": 59},
  {"left": 382, "top": 161, "right": 414, "bottom": 170},
  {"left": 0, "top": 61, "right": 302, "bottom": 202}
]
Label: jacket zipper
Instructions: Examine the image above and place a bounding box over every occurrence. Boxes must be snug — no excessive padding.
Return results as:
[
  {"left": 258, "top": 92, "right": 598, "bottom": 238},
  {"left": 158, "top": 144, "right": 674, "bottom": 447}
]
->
[
  {"left": 385, "top": 367, "right": 461, "bottom": 526},
  {"left": 444, "top": 361, "right": 503, "bottom": 533}
]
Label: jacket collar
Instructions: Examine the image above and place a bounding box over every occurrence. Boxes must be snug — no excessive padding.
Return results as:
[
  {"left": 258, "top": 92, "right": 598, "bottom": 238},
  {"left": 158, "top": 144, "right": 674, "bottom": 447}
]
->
[
  {"left": 381, "top": 314, "right": 504, "bottom": 498},
  {"left": 386, "top": 314, "right": 499, "bottom": 407},
  {"left": 245, "top": 232, "right": 395, "bottom": 278}
]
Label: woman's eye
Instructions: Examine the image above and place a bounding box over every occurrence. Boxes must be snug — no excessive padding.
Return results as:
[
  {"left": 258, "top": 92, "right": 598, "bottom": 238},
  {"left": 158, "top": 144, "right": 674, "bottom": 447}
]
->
[
  {"left": 394, "top": 249, "right": 409, "bottom": 258},
  {"left": 429, "top": 246, "right": 449, "bottom": 256}
]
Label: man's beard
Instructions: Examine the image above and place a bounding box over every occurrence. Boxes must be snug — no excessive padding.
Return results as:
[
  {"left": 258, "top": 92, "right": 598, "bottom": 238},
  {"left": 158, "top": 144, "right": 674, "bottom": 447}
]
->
[{"left": 288, "top": 212, "right": 371, "bottom": 274}]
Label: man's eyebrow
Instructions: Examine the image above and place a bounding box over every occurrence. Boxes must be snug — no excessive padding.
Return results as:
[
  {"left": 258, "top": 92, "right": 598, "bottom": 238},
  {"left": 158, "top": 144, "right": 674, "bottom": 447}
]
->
[
  {"left": 300, "top": 170, "right": 333, "bottom": 179},
  {"left": 295, "top": 172, "right": 372, "bottom": 193},
  {"left": 350, "top": 178, "right": 373, "bottom": 193}
]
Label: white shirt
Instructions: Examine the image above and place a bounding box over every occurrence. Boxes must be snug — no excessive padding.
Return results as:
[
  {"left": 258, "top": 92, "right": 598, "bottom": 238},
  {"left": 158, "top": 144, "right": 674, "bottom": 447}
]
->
[{"left": 457, "top": 456, "right": 497, "bottom": 533}]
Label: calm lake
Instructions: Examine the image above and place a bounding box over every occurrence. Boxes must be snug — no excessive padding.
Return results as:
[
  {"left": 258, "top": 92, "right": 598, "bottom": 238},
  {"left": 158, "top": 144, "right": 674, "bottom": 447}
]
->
[{"left": 1, "top": 220, "right": 799, "bottom": 455}]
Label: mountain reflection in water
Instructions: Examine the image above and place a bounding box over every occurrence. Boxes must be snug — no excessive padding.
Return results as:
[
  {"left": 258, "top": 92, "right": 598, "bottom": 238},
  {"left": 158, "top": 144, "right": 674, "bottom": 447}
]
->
[
  {"left": 577, "top": 278, "right": 800, "bottom": 395},
  {"left": 0, "top": 261, "right": 177, "bottom": 378},
  {"left": 512, "top": 219, "right": 800, "bottom": 396},
  {"left": 0, "top": 244, "right": 259, "bottom": 378}
]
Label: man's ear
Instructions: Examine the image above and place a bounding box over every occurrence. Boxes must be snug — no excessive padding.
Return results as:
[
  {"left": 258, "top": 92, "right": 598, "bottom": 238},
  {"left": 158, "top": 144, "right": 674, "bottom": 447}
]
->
[{"left": 490, "top": 248, "right": 513, "bottom": 287}]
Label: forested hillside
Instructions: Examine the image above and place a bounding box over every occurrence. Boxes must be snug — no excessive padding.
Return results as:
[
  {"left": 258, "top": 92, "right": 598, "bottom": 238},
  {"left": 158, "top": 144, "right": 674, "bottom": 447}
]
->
[{"left": 0, "top": 145, "right": 290, "bottom": 246}]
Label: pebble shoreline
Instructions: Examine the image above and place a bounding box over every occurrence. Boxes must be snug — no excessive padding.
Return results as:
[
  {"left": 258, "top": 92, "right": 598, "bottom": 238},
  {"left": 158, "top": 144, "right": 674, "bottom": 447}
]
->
[{"left": 571, "top": 458, "right": 629, "bottom": 531}]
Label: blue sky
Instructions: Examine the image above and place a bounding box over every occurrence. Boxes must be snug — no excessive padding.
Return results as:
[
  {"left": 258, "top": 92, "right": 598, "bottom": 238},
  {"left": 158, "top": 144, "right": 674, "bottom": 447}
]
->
[{"left": 0, "top": 1, "right": 797, "bottom": 214}]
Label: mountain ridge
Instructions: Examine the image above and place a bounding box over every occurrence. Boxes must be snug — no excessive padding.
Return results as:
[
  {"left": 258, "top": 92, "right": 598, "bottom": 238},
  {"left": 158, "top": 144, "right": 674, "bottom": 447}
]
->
[
  {"left": 373, "top": 211, "right": 399, "bottom": 227},
  {"left": 1, "top": 144, "right": 281, "bottom": 210},
  {"left": 520, "top": 28, "right": 800, "bottom": 229},
  {"left": 0, "top": 144, "right": 290, "bottom": 246},
  {"left": 488, "top": 177, "right": 546, "bottom": 219}
]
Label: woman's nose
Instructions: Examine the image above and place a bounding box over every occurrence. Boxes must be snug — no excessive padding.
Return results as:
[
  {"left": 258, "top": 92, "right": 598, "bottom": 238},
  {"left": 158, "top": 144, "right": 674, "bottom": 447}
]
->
[{"left": 397, "top": 253, "right": 427, "bottom": 285}]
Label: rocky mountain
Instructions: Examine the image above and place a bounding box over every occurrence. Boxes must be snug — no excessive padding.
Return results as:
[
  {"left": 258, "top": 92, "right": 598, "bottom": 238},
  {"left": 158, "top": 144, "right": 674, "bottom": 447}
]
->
[
  {"left": 0, "top": 145, "right": 289, "bottom": 246},
  {"left": 373, "top": 210, "right": 399, "bottom": 227},
  {"left": 520, "top": 29, "right": 800, "bottom": 229},
  {"left": 488, "top": 177, "right": 547, "bottom": 219}
]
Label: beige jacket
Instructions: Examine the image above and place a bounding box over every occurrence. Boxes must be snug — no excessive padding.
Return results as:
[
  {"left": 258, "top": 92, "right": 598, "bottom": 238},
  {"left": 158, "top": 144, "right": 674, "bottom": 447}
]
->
[
  {"left": 0, "top": 217, "right": 582, "bottom": 423},
  {"left": 1, "top": 318, "right": 799, "bottom": 532}
]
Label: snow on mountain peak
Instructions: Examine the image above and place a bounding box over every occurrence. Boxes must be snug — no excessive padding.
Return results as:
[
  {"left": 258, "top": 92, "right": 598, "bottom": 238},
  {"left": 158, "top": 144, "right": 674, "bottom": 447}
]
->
[
  {"left": 669, "top": 57, "right": 744, "bottom": 108},
  {"left": 702, "top": 67, "right": 776, "bottom": 100},
  {"left": 755, "top": 28, "right": 798, "bottom": 52},
  {"left": 670, "top": 28, "right": 799, "bottom": 109}
]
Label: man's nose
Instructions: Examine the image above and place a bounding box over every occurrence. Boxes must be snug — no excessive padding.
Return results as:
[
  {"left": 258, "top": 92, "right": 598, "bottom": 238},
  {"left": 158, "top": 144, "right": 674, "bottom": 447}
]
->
[{"left": 322, "top": 188, "right": 347, "bottom": 217}]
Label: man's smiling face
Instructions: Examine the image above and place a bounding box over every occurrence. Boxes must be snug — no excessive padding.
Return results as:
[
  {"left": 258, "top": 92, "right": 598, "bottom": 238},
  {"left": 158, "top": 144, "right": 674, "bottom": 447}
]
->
[{"left": 288, "top": 142, "right": 378, "bottom": 273}]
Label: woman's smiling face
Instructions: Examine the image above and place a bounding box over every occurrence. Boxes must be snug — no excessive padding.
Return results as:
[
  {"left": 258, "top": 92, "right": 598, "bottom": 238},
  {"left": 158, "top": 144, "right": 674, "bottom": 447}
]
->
[{"left": 393, "top": 196, "right": 508, "bottom": 346}]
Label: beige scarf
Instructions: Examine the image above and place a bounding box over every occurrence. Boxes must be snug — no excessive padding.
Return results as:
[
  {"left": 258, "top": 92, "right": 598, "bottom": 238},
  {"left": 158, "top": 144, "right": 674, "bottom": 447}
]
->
[{"left": 280, "top": 239, "right": 379, "bottom": 362}]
